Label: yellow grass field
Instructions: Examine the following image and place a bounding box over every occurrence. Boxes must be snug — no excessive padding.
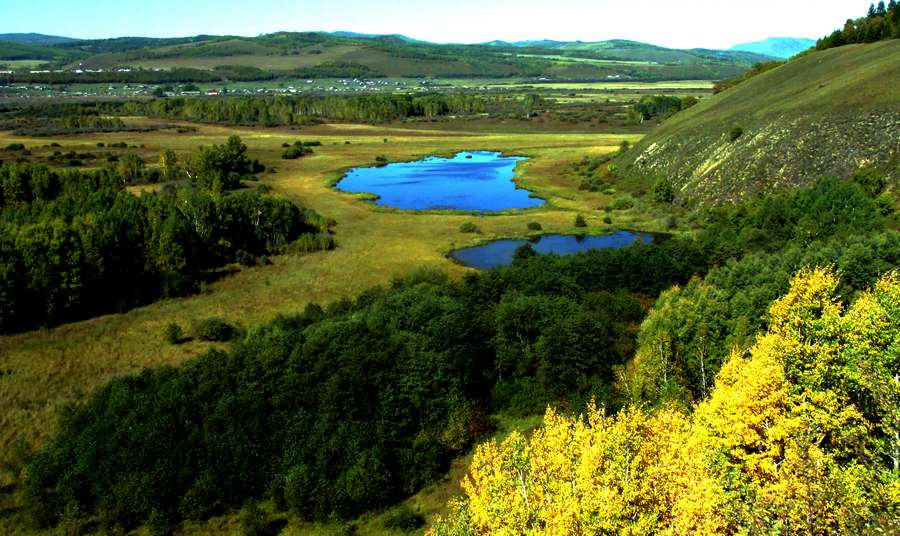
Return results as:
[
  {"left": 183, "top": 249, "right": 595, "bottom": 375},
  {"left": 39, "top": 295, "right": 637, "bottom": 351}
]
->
[{"left": 0, "top": 120, "right": 663, "bottom": 534}]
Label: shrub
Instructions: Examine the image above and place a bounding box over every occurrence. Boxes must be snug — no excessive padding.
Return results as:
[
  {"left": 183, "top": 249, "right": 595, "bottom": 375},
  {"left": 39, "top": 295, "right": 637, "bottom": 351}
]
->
[
  {"left": 5, "top": 143, "right": 25, "bottom": 151},
  {"left": 610, "top": 196, "right": 635, "bottom": 211},
  {"left": 459, "top": 222, "right": 479, "bottom": 233},
  {"left": 527, "top": 221, "right": 542, "bottom": 231},
  {"left": 375, "top": 155, "right": 388, "bottom": 164},
  {"left": 235, "top": 250, "right": 257, "bottom": 267},
  {"left": 652, "top": 177, "right": 675, "bottom": 204},
  {"left": 619, "top": 140, "right": 630, "bottom": 152},
  {"left": 192, "top": 317, "right": 237, "bottom": 342},
  {"left": 383, "top": 505, "right": 425, "bottom": 532},
  {"left": 239, "top": 503, "right": 273, "bottom": 536},
  {"left": 574, "top": 214, "right": 587, "bottom": 228},
  {"left": 603, "top": 216, "right": 613, "bottom": 224},
  {"left": 852, "top": 167, "right": 885, "bottom": 197},
  {"left": 164, "top": 322, "right": 185, "bottom": 344},
  {"left": 281, "top": 146, "right": 311, "bottom": 160},
  {"left": 729, "top": 126, "right": 744, "bottom": 141},
  {"left": 285, "top": 233, "right": 336, "bottom": 254},
  {"left": 513, "top": 243, "right": 537, "bottom": 261}
]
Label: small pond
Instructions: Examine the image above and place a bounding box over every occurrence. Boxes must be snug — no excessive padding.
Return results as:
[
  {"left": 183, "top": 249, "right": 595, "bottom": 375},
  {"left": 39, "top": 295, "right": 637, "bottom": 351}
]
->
[
  {"left": 450, "top": 231, "right": 655, "bottom": 269},
  {"left": 336, "top": 151, "right": 544, "bottom": 211}
]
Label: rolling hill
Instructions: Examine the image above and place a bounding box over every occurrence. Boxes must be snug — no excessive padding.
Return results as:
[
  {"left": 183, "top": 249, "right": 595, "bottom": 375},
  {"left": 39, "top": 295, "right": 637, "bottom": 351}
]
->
[
  {"left": 622, "top": 40, "right": 900, "bottom": 206},
  {"left": 729, "top": 37, "right": 815, "bottom": 58},
  {"left": 0, "top": 32, "right": 79, "bottom": 45},
  {"left": 0, "top": 31, "right": 771, "bottom": 81}
]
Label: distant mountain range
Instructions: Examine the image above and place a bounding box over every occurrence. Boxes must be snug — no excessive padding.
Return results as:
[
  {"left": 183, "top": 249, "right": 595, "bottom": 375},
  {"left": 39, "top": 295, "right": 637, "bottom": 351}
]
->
[
  {"left": 0, "top": 31, "right": 793, "bottom": 82},
  {"left": 729, "top": 37, "right": 815, "bottom": 58}
]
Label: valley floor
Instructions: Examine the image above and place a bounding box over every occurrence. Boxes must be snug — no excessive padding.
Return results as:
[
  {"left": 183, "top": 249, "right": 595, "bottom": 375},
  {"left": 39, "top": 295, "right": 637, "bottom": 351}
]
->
[{"left": 0, "top": 119, "right": 668, "bottom": 534}]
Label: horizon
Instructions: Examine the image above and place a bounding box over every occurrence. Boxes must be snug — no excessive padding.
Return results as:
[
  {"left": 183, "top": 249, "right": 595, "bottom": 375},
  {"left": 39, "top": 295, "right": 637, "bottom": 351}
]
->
[{"left": 0, "top": 0, "right": 874, "bottom": 50}]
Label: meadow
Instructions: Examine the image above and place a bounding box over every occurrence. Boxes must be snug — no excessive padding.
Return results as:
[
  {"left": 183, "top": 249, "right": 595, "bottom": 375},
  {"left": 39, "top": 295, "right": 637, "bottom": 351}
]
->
[{"left": 0, "top": 118, "right": 663, "bottom": 507}]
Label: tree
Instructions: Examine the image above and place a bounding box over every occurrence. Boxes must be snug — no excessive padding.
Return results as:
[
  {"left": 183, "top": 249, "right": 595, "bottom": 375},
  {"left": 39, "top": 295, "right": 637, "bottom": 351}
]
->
[
  {"left": 159, "top": 149, "right": 179, "bottom": 181},
  {"left": 117, "top": 154, "right": 145, "bottom": 184},
  {"left": 188, "top": 135, "right": 252, "bottom": 192}
]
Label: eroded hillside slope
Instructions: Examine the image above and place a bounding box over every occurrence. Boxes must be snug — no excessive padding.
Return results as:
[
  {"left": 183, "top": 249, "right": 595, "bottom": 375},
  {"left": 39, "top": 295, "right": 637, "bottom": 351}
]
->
[{"left": 624, "top": 40, "right": 900, "bottom": 205}]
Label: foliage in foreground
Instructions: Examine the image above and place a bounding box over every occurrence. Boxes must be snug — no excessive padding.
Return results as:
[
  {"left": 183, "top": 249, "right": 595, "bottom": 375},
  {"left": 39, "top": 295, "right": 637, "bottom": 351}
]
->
[
  {"left": 22, "top": 239, "right": 705, "bottom": 532},
  {"left": 432, "top": 268, "right": 900, "bottom": 535}
]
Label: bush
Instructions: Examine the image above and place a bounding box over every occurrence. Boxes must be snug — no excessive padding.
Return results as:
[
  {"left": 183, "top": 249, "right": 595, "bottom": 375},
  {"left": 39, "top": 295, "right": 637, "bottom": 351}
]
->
[
  {"left": 729, "top": 126, "right": 744, "bottom": 141},
  {"left": 4, "top": 143, "right": 25, "bottom": 151},
  {"left": 527, "top": 221, "right": 542, "bottom": 231},
  {"left": 610, "top": 196, "right": 634, "bottom": 211},
  {"left": 382, "top": 505, "right": 425, "bottom": 532},
  {"left": 852, "top": 167, "right": 885, "bottom": 197},
  {"left": 459, "top": 222, "right": 479, "bottom": 233},
  {"left": 285, "top": 233, "right": 336, "bottom": 254},
  {"left": 281, "top": 146, "right": 312, "bottom": 160},
  {"left": 603, "top": 216, "right": 613, "bottom": 224},
  {"left": 236, "top": 250, "right": 258, "bottom": 267},
  {"left": 163, "top": 322, "right": 185, "bottom": 344},
  {"left": 375, "top": 155, "right": 388, "bottom": 164},
  {"left": 513, "top": 242, "right": 538, "bottom": 261},
  {"left": 574, "top": 214, "right": 587, "bottom": 228},
  {"left": 652, "top": 177, "right": 675, "bottom": 204},
  {"left": 192, "top": 317, "right": 237, "bottom": 342},
  {"left": 239, "top": 503, "right": 273, "bottom": 536}
]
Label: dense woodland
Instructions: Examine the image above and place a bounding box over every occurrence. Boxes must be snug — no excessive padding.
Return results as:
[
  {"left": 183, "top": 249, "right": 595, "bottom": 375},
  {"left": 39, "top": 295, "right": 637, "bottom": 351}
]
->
[
  {"left": 817, "top": 1, "right": 900, "bottom": 49},
  {"left": 2, "top": 94, "right": 487, "bottom": 127},
  {"left": 17, "top": 170, "right": 899, "bottom": 532},
  {"left": 433, "top": 267, "right": 900, "bottom": 533},
  {"left": 0, "top": 136, "right": 333, "bottom": 333},
  {"left": 125, "top": 94, "right": 487, "bottom": 124}
]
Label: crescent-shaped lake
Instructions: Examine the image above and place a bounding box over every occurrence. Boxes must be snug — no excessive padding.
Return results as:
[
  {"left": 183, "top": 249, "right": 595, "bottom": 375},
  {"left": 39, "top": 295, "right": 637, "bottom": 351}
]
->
[{"left": 450, "top": 231, "right": 655, "bottom": 269}]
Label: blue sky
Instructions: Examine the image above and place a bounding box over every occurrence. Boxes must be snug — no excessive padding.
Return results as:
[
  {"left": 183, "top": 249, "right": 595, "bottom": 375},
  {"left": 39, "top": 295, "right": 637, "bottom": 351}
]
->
[{"left": 0, "top": 0, "right": 875, "bottom": 49}]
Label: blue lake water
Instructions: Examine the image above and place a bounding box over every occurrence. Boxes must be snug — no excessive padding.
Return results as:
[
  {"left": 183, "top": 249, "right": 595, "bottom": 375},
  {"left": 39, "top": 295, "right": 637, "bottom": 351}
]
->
[
  {"left": 336, "top": 151, "right": 545, "bottom": 211},
  {"left": 450, "top": 231, "right": 655, "bottom": 269}
]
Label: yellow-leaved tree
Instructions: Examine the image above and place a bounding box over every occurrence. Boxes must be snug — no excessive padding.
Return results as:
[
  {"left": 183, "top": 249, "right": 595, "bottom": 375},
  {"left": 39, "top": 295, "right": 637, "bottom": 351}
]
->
[{"left": 431, "top": 268, "right": 899, "bottom": 535}]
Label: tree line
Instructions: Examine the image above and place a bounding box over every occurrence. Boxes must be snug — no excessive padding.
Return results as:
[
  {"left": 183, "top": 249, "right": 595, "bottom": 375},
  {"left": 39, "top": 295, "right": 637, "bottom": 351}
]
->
[
  {"left": 4, "top": 94, "right": 487, "bottom": 126},
  {"left": 816, "top": 1, "right": 900, "bottom": 49},
  {"left": 0, "top": 136, "right": 333, "bottom": 333},
  {"left": 121, "top": 93, "right": 486, "bottom": 124}
]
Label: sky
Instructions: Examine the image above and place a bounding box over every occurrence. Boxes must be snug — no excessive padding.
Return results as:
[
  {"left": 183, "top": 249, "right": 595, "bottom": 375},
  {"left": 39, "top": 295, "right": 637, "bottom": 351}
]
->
[{"left": 0, "top": 0, "right": 875, "bottom": 49}]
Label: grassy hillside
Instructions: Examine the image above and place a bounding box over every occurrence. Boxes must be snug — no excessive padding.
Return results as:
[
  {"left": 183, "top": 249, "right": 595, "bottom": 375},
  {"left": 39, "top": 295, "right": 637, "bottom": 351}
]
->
[{"left": 622, "top": 40, "right": 900, "bottom": 205}]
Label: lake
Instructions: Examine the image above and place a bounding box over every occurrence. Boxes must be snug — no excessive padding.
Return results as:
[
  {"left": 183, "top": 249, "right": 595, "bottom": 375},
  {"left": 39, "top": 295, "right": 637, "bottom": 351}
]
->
[
  {"left": 336, "top": 151, "right": 544, "bottom": 211},
  {"left": 450, "top": 231, "right": 655, "bottom": 269}
]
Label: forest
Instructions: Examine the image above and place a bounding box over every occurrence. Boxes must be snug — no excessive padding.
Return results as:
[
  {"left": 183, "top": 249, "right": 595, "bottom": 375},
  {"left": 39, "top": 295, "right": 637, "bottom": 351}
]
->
[
  {"left": 16, "top": 171, "right": 899, "bottom": 533},
  {"left": 0, "top": 136, "right": 333, "bottom": 333},
  {"left": 816, "top": 0, "right": 900, "bottom": 49},
  {"left": 1, "top": 93, "right": 488, "bottom": 127}
]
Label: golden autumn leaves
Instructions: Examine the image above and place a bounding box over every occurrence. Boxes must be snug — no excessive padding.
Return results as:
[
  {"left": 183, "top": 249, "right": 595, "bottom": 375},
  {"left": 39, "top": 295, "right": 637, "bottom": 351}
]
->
[{"left": 431, "top": 268, "right": 900, "bottom": 535}]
